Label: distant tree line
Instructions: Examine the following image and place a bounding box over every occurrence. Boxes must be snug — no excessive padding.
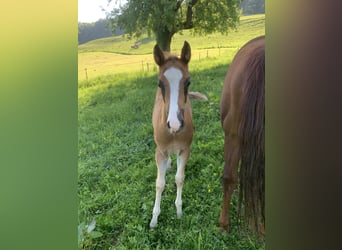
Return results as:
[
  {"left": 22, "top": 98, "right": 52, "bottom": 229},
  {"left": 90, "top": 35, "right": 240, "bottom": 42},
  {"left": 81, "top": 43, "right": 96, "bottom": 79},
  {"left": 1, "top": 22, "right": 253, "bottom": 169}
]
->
[
  {"left": 78, "top": 19, "right": 123, "bottom": 44},
  {"left": 240, "top": 0, "right": 265, "bottom": 15},
  {"left": 78, "top": 0, "right": 264, "bottom": 45}
]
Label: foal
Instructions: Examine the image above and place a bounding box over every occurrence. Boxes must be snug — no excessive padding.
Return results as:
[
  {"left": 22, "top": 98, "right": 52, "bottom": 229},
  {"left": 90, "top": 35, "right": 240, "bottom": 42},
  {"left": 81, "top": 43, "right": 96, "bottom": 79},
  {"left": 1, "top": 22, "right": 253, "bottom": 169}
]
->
[
  {"left": 150, "top": 41, "right": 207, "bottom": 228},
  {"left": 219, "top": 36, "right": 265, "bottom": 235}
]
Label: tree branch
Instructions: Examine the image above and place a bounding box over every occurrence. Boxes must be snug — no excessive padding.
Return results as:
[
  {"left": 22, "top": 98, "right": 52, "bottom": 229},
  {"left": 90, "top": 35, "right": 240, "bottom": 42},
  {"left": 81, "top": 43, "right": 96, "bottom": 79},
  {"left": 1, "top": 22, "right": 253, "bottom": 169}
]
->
[
  {"left": 183, "top": 0, "right": 198, "bottom": 29},
  {"left": 175, "top": 0, "right": 183, "bottom": 11}
]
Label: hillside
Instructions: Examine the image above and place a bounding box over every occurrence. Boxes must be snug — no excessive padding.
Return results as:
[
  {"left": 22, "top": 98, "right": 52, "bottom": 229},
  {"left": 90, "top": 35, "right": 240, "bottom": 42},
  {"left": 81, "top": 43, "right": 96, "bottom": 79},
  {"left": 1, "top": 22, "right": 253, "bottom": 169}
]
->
[{"left": 78, "top": 14, "right": 265, "bottom": 81}]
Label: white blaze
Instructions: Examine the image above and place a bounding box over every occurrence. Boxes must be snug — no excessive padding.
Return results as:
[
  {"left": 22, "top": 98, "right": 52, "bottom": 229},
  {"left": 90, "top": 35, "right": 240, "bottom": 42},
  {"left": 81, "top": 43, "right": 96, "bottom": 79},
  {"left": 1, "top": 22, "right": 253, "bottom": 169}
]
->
[{"left": 164, "top": 67, "right": 182, "bottom": 132}]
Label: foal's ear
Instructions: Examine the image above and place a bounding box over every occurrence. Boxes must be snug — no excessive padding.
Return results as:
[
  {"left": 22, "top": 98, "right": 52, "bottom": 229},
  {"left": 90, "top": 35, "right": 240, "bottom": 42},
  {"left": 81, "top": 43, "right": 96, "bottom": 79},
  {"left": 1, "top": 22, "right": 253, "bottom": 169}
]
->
[
  {"left": 153, "top": 44, "right": 165, "bottom": 66},
  {"left": 181, "top": 41, "right": 191, "bottom": 64}
]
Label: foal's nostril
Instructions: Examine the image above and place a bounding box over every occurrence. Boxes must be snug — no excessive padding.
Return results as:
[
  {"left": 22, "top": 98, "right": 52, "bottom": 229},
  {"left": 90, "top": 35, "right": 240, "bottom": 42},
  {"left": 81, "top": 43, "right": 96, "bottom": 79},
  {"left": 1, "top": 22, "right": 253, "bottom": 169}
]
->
[
  {"left": 180, "top": 120, "right": 184, "bottom": 128},
  {"left": 167, "top": 121, "right": 171, "bottom": 128}
]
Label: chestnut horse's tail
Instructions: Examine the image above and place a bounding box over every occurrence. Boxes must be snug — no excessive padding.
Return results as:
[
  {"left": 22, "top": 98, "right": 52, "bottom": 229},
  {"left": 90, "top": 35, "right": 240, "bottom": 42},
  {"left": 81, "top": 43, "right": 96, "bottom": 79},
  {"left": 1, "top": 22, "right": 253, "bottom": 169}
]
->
[{"left": 238, "top": 44, "right": 265, "bottom": 234}]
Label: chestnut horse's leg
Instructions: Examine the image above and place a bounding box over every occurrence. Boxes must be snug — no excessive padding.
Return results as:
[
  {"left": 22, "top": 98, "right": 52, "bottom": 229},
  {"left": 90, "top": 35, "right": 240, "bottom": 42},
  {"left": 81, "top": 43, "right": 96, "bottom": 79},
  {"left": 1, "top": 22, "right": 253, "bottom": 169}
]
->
[
  {"left": 219, "top": 132, "right": 240, "bottom": 232},
  {"left": 150, "top": 149, "right": 170, "bottom": 228},
  {"left": 175, "top": 148, "right": 190, "bottom": 218}
]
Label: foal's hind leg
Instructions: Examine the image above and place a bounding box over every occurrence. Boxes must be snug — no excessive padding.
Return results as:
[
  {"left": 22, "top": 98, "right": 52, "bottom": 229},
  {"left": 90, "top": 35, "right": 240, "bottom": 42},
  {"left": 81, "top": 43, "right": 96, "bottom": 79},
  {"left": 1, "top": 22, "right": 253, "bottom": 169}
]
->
[
  {"left": 175, "top": 148, "right": 190, "bottom": 218},
  {"left": 219, "top": 133, "right": 240, "bottom": 232},
  {"left": 150, "top": 149, "right": 170, "bottom": 228}
]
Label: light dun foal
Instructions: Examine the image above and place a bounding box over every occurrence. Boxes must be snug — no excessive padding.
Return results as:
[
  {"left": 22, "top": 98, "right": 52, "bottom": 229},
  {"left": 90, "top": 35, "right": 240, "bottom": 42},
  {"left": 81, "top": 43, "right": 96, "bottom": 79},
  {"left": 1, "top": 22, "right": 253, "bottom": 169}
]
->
[{"left": 150, "top": 41, "right": 207, "bottom": 228}]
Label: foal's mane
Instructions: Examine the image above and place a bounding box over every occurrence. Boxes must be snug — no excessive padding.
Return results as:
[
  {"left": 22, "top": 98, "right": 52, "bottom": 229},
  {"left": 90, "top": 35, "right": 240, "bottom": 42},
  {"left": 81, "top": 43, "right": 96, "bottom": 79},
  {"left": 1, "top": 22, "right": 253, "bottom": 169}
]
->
[{"left": 160, "top": 53, "right": 187, "bottom": 67}]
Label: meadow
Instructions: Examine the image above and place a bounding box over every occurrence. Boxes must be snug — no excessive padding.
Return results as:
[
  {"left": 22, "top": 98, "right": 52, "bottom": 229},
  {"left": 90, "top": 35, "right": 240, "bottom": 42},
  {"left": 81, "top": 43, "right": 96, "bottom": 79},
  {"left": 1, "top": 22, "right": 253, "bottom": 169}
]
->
[
  {"left": 78, "top": 14, "right": 265, "bottom": 81},
  {"left": 78, "top": 14, "right": 265, "bottom": 249}
]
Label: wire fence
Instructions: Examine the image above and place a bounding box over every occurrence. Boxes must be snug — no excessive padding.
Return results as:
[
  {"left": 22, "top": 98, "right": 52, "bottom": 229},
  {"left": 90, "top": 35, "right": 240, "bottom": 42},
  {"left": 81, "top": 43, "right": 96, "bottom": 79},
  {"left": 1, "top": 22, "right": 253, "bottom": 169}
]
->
[{"left": 80, "top": 47, "right": 239, "bottom": 81}]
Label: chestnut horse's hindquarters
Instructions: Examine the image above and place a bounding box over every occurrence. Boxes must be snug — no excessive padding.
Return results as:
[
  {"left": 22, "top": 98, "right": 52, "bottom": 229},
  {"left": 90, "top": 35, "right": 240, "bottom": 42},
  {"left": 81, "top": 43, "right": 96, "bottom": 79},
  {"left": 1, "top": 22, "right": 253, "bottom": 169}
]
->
[{"left": 219, "top": 36, "right": 265, "bottom": 236}]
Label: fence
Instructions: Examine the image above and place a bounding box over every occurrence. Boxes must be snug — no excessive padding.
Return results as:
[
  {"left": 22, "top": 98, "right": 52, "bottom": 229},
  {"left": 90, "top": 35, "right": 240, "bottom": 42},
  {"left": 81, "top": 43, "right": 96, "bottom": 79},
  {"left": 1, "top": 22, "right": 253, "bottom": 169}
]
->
[{"left": 79, "top": 47, "right": 239, "bottom": 82}]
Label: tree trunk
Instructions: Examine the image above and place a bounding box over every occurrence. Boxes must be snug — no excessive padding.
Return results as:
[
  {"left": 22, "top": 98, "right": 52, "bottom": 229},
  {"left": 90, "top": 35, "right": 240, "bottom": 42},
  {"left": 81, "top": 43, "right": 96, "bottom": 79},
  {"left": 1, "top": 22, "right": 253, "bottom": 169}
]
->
[{"left": 156, "top": 29, "right": 175, "bottom": 52}]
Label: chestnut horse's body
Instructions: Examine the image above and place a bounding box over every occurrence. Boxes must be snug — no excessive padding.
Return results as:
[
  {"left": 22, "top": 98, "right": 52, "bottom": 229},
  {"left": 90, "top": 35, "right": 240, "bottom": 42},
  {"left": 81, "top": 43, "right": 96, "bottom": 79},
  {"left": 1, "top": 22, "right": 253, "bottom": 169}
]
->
[
  {"left": 150, "top": 41, "right": 207, "bottom": 228},
  {"left": 219, "top": 36, "right": 265, "bottom": 235}
]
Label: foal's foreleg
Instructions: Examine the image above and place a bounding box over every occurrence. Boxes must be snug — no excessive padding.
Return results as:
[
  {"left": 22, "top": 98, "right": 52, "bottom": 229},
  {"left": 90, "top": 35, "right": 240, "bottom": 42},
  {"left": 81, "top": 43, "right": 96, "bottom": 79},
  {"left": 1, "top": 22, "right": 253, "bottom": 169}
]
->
[
  {"left": 150, "top": 150, "right": 169, "bottom": 228},
  {"left": 175, "top": 148, "right": 190, "bottom": 218}
]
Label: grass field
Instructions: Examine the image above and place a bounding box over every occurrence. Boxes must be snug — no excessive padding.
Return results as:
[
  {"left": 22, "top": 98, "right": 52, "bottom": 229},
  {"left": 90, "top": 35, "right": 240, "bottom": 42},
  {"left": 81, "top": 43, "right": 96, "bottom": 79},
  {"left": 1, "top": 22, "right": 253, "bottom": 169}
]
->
[
  {"left": 79, "top": 14, "right": 265, "bottom": 249},
  {"left": 78, "top": 14, "right": 265, "bottom": 81}
]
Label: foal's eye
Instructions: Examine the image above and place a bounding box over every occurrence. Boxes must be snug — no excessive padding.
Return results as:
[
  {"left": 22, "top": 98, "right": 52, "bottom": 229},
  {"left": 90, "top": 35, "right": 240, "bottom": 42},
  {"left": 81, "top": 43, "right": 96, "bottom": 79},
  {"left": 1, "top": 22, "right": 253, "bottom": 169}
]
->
[
  {"left": 158, "top": 80, "right": 166, "bottom": 102},
  {"left": 184, "top": 78, "right": 191, "bottom": 102},
  {"left": 158, "top": 80, "right": 164, "bottom": 88},
  {"left": 184, "top": 79, "right": 191, "bottom": 88}
]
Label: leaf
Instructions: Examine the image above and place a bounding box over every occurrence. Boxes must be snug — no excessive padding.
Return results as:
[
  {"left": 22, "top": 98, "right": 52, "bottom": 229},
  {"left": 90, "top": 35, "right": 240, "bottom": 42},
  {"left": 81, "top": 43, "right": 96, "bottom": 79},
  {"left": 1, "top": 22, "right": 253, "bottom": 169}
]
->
[
  {"left": 89, "top": 231, "right": 103, "bottom": 239},
  {"left": 78, "top": 222, "right": 85, "bottom": 246},
  {"left": 87, "top": 220, "right": 96, "bottom": 233},
  {"left": 78, "top": 222, "right": 85, "bottom": 239},
  {"left": 78, "top": 222, "right": 86, "bottom": 231}
]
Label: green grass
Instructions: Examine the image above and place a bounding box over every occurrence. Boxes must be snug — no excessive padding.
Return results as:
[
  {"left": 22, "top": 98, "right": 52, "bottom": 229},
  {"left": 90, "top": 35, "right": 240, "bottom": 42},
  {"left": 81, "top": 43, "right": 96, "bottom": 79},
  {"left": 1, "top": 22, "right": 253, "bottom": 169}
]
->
[{"left": 79, "top": 14, "right": 265, "bottom": 249}]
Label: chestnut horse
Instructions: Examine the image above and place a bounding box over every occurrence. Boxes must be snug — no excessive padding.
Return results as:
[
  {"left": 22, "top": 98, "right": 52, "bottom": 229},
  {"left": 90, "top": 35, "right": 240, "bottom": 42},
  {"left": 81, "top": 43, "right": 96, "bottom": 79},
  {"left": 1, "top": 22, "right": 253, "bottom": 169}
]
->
[
  {"left": 219, "top": 36, "right": 265, "bottom": 235},
  {"left": 150, "top": 41, "right": 207, "bottom": 228}
]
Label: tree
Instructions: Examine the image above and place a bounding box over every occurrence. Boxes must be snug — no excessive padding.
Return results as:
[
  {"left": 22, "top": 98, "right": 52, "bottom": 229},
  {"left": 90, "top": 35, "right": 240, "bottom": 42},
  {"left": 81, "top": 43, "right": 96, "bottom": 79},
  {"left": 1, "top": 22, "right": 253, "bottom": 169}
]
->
[{"left": 108, "top": 0, "right": 242, "bottom": 51}]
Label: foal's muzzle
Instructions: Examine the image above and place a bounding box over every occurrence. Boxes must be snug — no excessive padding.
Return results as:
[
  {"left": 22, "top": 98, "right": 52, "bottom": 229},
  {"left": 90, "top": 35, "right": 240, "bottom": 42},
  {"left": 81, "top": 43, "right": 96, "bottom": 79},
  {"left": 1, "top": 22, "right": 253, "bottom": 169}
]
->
[
  {"left": 167, "top": 120, "right": 184, "bottom": 131},
  {"left": 167, "top": 109, "right": 184, "bottom": 133}
]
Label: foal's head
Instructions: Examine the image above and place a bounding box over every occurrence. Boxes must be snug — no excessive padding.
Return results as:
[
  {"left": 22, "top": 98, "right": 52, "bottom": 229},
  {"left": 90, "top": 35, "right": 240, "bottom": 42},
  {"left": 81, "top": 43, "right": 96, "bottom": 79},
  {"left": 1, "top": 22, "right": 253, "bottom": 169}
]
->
[{"left": 153, "top": 41, "right": 191, "bottom": 133}]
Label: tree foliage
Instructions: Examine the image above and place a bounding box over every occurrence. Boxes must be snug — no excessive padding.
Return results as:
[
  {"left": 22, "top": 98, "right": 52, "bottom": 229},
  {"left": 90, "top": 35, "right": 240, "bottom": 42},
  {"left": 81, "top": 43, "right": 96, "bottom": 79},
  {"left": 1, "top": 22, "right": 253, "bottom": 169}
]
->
[{"left": 108, "top": 0, "right": 242, "bottom": 51}]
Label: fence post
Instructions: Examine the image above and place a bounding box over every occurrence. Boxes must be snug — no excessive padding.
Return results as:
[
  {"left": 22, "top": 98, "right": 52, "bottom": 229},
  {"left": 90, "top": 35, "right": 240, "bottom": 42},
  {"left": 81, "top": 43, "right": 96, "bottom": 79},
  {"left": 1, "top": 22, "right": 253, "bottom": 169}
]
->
[
  {"left": 84, "top": 68, "right": 88, "bottom": 83},
  {"left": 141, "top": 60, "right": 144, "bottom": 71}
]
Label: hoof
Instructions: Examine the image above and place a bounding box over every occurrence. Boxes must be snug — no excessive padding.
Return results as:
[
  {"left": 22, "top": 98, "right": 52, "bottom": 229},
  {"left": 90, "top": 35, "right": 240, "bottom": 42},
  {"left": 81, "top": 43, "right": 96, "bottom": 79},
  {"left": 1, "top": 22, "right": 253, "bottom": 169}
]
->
[
  {"left": 149, "top": 219, "right": 157, "bottom": 229},
  {"left": 218, "top": 225, "right": 230, "bottom": 234},
  {"left": 176, "top": 208, "right": 182, "bottom": 218}
]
